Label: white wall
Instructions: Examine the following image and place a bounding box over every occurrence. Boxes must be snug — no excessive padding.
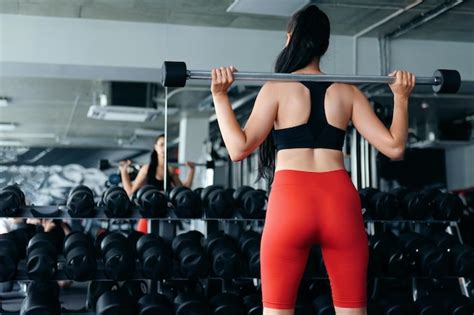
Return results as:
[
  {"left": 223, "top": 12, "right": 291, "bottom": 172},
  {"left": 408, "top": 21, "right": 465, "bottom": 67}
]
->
[
  {"left": 1, "top": 14, "right": 473, "bottom": 81},
  {"left": 445, "top": 144, "right": 474, "bottom": 190}
]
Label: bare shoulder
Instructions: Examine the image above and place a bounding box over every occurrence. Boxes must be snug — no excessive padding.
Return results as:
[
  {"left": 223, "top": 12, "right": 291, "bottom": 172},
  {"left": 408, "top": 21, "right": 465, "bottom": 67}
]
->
[
  {"left": 268, "top": 81, "right": 309, "bottom": 95},
  {"left": 328, "top": 82, "right": 355, "bottom": 94}
]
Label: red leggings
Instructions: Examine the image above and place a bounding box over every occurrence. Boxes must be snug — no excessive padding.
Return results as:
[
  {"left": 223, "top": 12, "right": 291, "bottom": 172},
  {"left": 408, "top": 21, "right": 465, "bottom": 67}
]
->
[{"left": 261, "top": 169, "right": 368, "bottom": 309}]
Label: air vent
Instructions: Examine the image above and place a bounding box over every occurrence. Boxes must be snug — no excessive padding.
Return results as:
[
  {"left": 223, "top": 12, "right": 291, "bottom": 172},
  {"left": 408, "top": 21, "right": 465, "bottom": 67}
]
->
[
  {"left": 87, "top": 105, "right": 161, "bottom": 122},
  {"left": 227, "top": 0, "right": 309, "bottom": 17}
]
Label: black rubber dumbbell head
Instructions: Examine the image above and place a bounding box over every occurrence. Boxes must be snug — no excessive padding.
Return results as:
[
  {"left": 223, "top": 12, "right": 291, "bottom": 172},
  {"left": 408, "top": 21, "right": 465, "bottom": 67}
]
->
[
  {"left": 20, "top": 281, "right": 61, "bottom": 315},
  {"left": 63, "top": 232, "right": 97, "bottom": 281},
  {"left": 135, "top": 185, "right": 168, "bottom": 218},
  {"left": 0, "top": 233, "right": 20, "bottom": 281},
  {"left": 0, "top": 185, "right": 25, "bottom": 216},
  {"left": 26, "top": 232, "right": 58, "bottom": 281},
  {"left": 210, "top": 292, "right": 244, "bottom": 315},
  {"left": 67, "top": 185, "right": 95, "bottom": 218},
  {"left": 174, "top": 292, "right": 211, "bottom": 315},
  {"left": 136, "top": 234, "right": 172, "bottom": 278},
  {"left": 100, "top": 232, "right": 135, "bottom": 280},
  {"left": 138, "top": 293, "right": 174, "bottom": 315},
  {"left": 102, "top": 186, "right": 132, "bottom": 218}
]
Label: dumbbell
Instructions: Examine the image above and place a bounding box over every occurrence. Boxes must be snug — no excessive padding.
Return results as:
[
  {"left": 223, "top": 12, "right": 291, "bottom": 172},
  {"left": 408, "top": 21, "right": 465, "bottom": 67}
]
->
[
  {"left": 171, "top": 231, "right": 208, "bottom": 277},
  {"left": 87, "top": 281, "right": 132, "bottom": 315},
  {"left": 242, "top": 293, "right": 263, "bottom": 315},
  {"left": 169, "top": 186, "right": 202, "bottom": 218},
  {"left": 368, "top": 191, "right": 400, "bottom": 220},
  {"left": 26, "top": 227, "right": 64, "bottom": 281},
  {"left": 295, "top": 296, "right": 313, "bottom": 315},
  {"left": 239, "top": 230, "right": 261, "bottom": 277},
  {"left": 174, "top": 292, "right": 212, "bottom": 315},
  {"left": 89, "top": 280, "right": 164, "bottom": 315},
  {"left": 398, "top": 232, "right": 449, "bottom": 276},
  {"left": 359, "top": 187, "right": 379, "bottom": 219},
  {"left": 431, "top": 192, "right": 464, "bottom": 220},
  {"left": 367, "top": 300, "right": 382, "bottom": 315},
  {"left": 20, "top": 281, "right": 61, "bottom": 315},
  {"left": 134, "top": 185, "right": 168, "bottom": 218},
  {"left": 0, "top": 184, "right": 25, "bottom": 216},
  {"left": 414, "top": 295, "right": 445, "bottom": 315},
  {"left": 312, "top": 294, "right": 335, "bottom": 315},
  {"left": 377, "top": 293, "right": 416, "bottom": 315},
  {"left": 63, "top": 231, "right": 97, "bottom": 281},
  {"left": 432, "top": 231, "right": 474, "bottom": 278},
  {"left": 201, "top": 185, "right": 235, "bottom": 218},
  {"left": 450, "top": 244, "right": 474, "bottom": 278},
  {"left": 210, "top": 292, "right": 245, "bottom": 315},
  {"left": 369, "top": 231, "right": 408, "bottom": 277},
  {"left": 233, "top": 186, "right": 267, "bottom": 219},
  {"left": 66, "top": 185, "right": 96, "bottom": 217},
  {"left": 0, "top": 225, "right": 35, "bottom": 281},
  {"left": 391, "top": 188, "right": 434, "bottom": 220},
  {"left": 137, "top": 293, "right": 174, "bottom": 315},
  {"left": 136, "top": 233, "right": 173, "bottom": 279},
  {"left": 205, "top": 231, "right": 241, "bottom": 278},
  {"left": 99, "top": 232, "right": 135, "bottom": 280},
  {"left": 100, "top": 186, "right": 132, "bottom": 218},
  {"left": 442, "top": 293, "right": 474, "bottom": 315},
  {"left": 119, "top": 280, "right": 153, "bottom": 315}
]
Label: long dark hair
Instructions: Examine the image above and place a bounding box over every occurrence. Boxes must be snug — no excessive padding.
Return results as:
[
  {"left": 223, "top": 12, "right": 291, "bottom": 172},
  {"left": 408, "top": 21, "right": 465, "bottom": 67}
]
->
[
  {"left": 146, "top": 134, "right": 171, "bottom": 184},
  {"left": 256, "top": 4, "right": 330, "bottom": 184}
]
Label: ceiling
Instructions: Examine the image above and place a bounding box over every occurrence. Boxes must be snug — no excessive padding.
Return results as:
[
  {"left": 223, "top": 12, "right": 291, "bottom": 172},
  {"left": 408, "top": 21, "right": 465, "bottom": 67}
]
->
[{"left": 0, "top": 0, "right": 473, "bottom": 42}]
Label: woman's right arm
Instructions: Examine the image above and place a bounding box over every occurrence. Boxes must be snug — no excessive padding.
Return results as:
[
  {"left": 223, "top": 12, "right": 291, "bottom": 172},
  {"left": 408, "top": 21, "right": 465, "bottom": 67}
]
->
[
  {"left": 120, "top": 162, "right": 148, "bottom": 197},
  {"left": 350, "top": 70, "right": 415, "bottom": 160}
]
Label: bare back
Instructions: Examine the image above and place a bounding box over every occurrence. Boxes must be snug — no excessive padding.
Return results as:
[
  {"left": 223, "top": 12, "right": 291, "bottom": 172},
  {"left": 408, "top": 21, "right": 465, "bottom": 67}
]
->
[{"left": 272, "top": 81, "right": 354, "bottom": 172}]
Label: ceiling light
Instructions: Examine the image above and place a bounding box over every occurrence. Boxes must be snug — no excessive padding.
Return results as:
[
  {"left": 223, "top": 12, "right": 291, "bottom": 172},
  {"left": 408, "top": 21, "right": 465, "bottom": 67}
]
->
[
  {"left": 0, "top": 140, "right": 22, "bottom": 146},
  {"left": 0, "top": 97, "right": 10, "bottom": 107},
  {"left": 87, "top": 105, "right": 161, "bottom": 122},
  {"left": 99, "top": 93, "right": 108, "bottom": 106},
  {"left": 134, "top": 128, "right": 164, "bottom": 137},
  {"left": 0, "top": 123, "right": 17, "bottom": 131}
]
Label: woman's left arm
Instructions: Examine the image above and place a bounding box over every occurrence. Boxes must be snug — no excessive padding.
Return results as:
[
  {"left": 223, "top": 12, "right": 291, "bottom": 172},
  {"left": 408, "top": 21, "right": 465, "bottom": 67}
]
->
[{"left": 211, "top": 66, "right": 278, "bottom": 161}]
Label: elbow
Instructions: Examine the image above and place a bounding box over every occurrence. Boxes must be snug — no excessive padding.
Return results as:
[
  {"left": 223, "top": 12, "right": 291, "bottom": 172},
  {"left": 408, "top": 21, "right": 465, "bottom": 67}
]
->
[
  {"left": 388, "top": 145, "right": 405, "bottom": 161},
  {"left": 229, "top": 148, "right": 248, "bottom": 162},
  {"left": 230, "top": 153, "right": 245, "bottom": 162}
]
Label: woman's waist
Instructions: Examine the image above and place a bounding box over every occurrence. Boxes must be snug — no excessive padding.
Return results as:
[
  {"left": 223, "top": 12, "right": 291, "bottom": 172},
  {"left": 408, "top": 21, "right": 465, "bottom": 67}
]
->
[
  {"left": 275, "top": 149, "right": 345, "bottom": 173},
  {"left": 272, "top": 155, "right": 351, "bottom": 188}
]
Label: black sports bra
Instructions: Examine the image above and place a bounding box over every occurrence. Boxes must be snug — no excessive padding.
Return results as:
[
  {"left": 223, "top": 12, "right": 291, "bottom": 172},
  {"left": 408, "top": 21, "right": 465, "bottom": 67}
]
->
[
  {"left": 272, "top": 82, "right": 345, "bottom": 151},
  {"left": 147, "top": 171, "right": 172, "bottom": 191}
]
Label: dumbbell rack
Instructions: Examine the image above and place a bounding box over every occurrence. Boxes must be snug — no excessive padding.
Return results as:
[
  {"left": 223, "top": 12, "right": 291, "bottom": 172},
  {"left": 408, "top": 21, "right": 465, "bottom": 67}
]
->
[
  {"left": 1, "top": 205, "right": 472, "bottom": 314},
  {"left": 366, "top": 219, "right": 472, "bottom": 301}
]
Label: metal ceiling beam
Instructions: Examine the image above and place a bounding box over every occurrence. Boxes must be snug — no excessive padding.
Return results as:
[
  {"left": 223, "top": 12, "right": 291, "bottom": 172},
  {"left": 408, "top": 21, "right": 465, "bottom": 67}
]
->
[{"left": 386, "top": 0, "right": 464, "bottom": 40}]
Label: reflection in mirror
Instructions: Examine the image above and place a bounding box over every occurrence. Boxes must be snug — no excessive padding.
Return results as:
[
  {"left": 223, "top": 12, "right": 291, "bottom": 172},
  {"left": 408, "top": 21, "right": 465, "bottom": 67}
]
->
[
  {"left": 164, "top": 81, "right": 268, "bottom": 191},
  {"left": 0, "top": 76, "right": 166, "bottom": 234}
]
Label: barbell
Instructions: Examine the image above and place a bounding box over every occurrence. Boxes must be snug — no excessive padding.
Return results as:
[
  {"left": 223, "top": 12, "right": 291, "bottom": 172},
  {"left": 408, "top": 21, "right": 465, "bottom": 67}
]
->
[
  {"left": 99, "top": 159, "right": 209, "bottom": 171},
  {"left": 161, "top": 61, "right": 461, "bottom": 94}
]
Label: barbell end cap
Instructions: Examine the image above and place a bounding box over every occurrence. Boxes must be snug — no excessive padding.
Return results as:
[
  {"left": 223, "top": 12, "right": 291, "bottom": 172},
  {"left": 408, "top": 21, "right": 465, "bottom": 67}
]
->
[
  {"left": 161, "top": 61, "right": 187, "bottom": 87},
  {"left": 432, "top": 69, "right": 461, "bottom": 94}
]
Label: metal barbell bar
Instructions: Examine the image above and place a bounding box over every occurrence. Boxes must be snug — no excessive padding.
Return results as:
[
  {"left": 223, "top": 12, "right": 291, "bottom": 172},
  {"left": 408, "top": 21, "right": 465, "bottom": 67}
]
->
[
  {"left": 162, "top": 61, "right": 461, "bottom": 94},
  {"left": 99, "top": 159, "right": 211, "bottom": 171}
]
